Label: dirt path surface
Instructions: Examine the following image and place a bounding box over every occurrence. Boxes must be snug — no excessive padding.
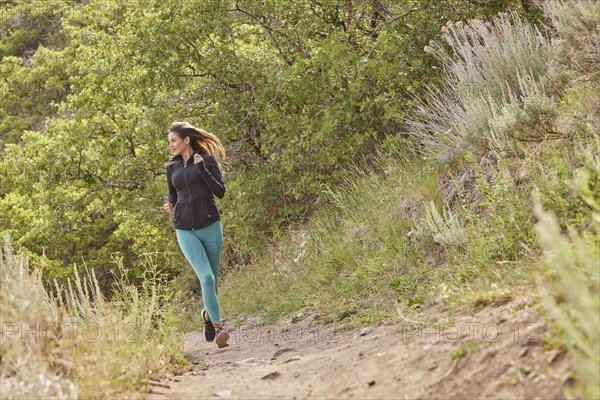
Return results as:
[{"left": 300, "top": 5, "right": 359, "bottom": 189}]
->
[{"left": 148, "top": 299, "right": 571, "bottom": 399}]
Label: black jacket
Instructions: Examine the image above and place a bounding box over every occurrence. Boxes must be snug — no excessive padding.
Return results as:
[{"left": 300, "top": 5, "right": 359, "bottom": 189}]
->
[{"left": 166, "top": 152, "right": 225, "bottom": 230}]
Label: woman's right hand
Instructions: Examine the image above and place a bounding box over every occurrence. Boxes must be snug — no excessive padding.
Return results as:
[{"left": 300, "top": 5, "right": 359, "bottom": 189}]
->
[{"left": 163, "top": 202, "right": 174, "bottom": 213}]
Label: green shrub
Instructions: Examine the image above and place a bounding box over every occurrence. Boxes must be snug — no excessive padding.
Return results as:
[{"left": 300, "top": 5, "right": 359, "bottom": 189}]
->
[{"left": 464, "top": 155, "right": 537, "bottom": 262}]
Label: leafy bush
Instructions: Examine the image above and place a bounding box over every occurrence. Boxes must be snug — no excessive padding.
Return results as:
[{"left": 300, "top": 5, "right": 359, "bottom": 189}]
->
[{"left": 0, "top": 0, "right": 532, "bottom": 285}]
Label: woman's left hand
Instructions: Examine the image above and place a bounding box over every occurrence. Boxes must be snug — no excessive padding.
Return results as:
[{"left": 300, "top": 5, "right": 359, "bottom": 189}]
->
[{"left": 193, "top": 153, "right": 204, "bottom": 165}]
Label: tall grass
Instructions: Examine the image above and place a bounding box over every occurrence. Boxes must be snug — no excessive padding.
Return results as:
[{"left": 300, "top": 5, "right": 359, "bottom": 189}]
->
[
  {"left": 220, "top": 149, "right": 432, "bottom": 324},
  {"left": 0, "top": 235, "right": 190, "bottom": 399},
  {"left": 220, "top": 145, "right": 534, "bottom": 323},
  {"left": 0, "top": 236, "right": 74, "bottom": 398},
  {"left": 535, "top": 169, "right": 600, "bottom": 399}
]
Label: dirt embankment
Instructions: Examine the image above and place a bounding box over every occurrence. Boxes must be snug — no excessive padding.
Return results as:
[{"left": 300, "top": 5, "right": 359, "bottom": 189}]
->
[{"left": 148, "top": 299, "right": 572, "bottom": 399}]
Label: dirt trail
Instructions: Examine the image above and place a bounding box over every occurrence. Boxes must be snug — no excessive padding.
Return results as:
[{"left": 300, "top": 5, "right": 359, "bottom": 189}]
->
[{"left": 148, "top": 299, "right": 571, "bottom": 399}]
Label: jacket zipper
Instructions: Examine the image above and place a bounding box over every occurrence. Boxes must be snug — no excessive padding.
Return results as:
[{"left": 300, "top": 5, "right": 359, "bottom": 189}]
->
[
  {"left": 181, "top": 156, "right": 215, "bottom": 229},
  {"left": 183, "top": 159, "right": 195, "bottom": 229}
]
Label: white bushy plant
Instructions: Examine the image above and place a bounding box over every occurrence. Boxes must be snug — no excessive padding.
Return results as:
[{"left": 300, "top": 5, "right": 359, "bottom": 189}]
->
[
  {"left": 423, "top": 201, "right": 468, "bottom": 247},
  {"left": 411, "top": 12, "right": 553, "bottom": 162},
  {"left": 541, "top": 0, "right": 600, "bottom": 76}
]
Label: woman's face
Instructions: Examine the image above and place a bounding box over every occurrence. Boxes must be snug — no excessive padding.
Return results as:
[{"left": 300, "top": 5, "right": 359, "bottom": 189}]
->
[{"left": 168, "top": 132, "right": 189, "bottom": 156}]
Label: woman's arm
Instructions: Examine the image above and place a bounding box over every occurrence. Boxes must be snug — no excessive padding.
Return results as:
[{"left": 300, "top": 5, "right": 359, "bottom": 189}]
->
[
  {"left": 196, "top": 156, "right": 226, "bottom": 199},
  {"left": 166, "top": 165, "right": 178, "bottom": 205}
]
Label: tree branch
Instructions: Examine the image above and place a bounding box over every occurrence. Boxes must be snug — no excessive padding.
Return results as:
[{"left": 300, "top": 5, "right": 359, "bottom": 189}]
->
[
  {"left": 367, "top": 6, "right": 423, "bottom": 38},
  {"left": 227, "top": 1, "right": 310, "bottom": 64}
]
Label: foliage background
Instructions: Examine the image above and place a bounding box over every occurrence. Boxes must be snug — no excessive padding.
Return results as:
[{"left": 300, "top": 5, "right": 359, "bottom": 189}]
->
[{"left": 0, "top": 0, "right": 529, "bottom": 287}]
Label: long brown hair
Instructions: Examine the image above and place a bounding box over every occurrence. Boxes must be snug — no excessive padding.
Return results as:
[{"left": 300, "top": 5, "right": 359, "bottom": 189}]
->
[{"left": 169, "top": 122, "right": 226, "bottom": 164}]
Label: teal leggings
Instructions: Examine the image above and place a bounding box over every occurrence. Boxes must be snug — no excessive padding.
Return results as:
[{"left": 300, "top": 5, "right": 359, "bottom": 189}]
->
[{"left": 176, "top": 220, "right": 223, "bottom": 322}]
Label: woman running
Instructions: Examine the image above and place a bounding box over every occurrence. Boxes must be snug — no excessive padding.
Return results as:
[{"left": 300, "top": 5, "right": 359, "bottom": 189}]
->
[{"left": 163, "top": 121, "right": 229, "bottom": 348}]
